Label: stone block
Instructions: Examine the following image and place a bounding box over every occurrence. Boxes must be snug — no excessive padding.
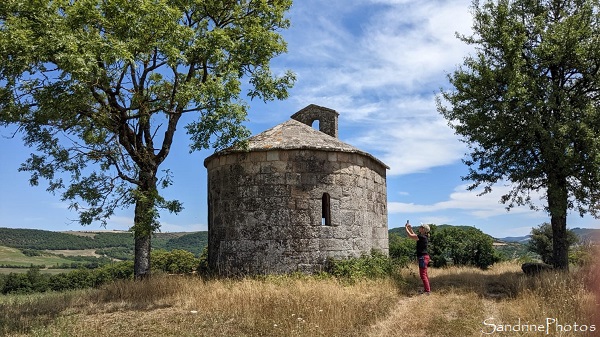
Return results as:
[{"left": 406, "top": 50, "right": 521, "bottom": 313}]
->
[{"left": 266, "top": 151, "right": 279, "bottom": 161}]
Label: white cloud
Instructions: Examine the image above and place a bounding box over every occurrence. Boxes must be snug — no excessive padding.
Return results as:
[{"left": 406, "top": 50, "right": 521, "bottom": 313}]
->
[
  {"left": 280, "top": 1, "right": 475, "bottom": 176},
  {"left": 105, "top": 215, "right": 134, "bottom": 230},
  {"left": 389, "top": 183, "right": 547, "bottom": 218}
]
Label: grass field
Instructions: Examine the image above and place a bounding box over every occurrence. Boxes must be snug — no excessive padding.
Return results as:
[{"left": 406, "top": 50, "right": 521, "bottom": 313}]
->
[
  {"left": 1, "top": 260, "right": 598, "bottom": 337},
  {"left": 0, "top": 268, "right": 73, "bottom": 275},
  {"left": 44, "top": 249, "right": 102, "bottom": 257},
  {"left": 0, "top": 246, "right": 76, "bottom": 268}
]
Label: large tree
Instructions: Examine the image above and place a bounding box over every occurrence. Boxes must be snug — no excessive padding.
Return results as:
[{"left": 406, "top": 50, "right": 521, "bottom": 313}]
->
[
  {"left": 438, "top": 0, "right": 600, "bottom": 269},
  {"left": 0, "top": 0, "right": 294, "bottom": 278}
]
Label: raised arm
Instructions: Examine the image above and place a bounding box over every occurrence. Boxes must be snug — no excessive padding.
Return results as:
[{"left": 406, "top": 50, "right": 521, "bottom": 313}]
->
[{"left": 405, "top": 221, "right": 418, "bottom": 241}]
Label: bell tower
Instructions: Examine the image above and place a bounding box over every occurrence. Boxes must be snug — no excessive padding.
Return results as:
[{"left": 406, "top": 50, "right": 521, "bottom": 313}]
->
[{"left": 291, "top": 104, "right": 339, "bottom": 138}]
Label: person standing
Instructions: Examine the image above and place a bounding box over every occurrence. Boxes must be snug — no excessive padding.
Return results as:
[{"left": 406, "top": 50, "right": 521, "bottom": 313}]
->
[{"left": 405, "top": 220, "right": 431, "bottom": 294}]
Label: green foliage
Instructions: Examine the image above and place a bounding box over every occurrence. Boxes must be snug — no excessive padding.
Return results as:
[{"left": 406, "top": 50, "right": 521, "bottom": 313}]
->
[
  {"left": 569, "top": 241, "right": 594, "bottom": 267},
  {"left": 0, "top": 228, "right": 132, "bottom": 250},
  {"left": 0, "top": 0, "right": 294, "bottom": 278},
  {"left": 20, "top": 249, "right": 42, "bottom": 257},
  {"left": 0, "top": 228, "right": 208, "bottom": 262},
  {"left": 0, "top": 261, "right": 134, "bottom": 294},
  {"left": 493, "top": 242, "right": 538, "bottom": 262},
  {"left": 528, "top": 223, "right": 579, "bottom": 265},
  {"left": 154, "top": 231, "right": 208, "bottom": 256},
  {"left": 95, "top": 247, "right": 133, "bottom": 261},
  {"left": 151, "top": 249, "right": 198, "bottom": 274},
  {"left": 388, "top": 233, "right": 414, "bottom": 266},
  {"left": 437, "top": 0, "right": 600, "bottom": 269},
  {"left": 327, "top": 251, "right": 397, "bottom": 282},
  {"left": 196, "top": 246, "right": 209, "bottom": 275},
  {"left": 429, "top": 226, "right": 500, "bottom": 269}
]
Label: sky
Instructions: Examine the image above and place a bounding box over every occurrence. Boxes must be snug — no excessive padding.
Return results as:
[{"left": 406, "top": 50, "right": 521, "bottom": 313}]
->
[{"left": 1, "top": 0, "right": 599, "bottom": 238}]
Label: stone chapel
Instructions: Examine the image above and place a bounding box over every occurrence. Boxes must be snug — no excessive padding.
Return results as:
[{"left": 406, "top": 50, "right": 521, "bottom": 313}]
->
[{"left": 204, "top": 104, "right": 389, "bottom": 275}]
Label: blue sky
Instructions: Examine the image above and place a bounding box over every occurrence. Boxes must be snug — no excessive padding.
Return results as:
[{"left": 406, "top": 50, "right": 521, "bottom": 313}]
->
[{"left": 1, "top": 0, "right": 598, "bottom": 238}]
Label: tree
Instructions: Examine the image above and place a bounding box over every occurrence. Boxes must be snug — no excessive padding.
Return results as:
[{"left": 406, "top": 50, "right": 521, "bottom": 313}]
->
[
  {"left": 152, "top": 249, "right": 198, "bottom": 274},
  {"left": 429, "top": 226, "right": 499, "bottom": 269},
  {"left": 388, "top": 232, "right": 415, "bottom": 266},
  {"left": 0, "top": 0, "right": 295, "bottom": 279},
  {"left": 528, "top": 222, "right": 579, "bottom": 264},
  {"left": 438, "top": 0, "right": 600, "bottom": 270}
]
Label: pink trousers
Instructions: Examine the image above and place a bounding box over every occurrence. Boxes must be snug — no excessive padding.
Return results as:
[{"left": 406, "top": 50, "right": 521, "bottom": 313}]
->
[{"left": 418, "top": 255, "right": 430, "bottom": 293}]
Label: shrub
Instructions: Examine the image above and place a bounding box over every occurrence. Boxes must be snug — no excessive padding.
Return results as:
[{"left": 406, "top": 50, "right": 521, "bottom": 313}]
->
[
  {"left": 569, "top": 241, "right": 594, "bottom": 267},
  {"left": 430, "top": 226, "right": 500, "bottom": 269},
  {"left": 151, "top": 249, "right": 198, "bottom": 274},
  {"left": 327, "top": 250, "right": 396, "bottom": 281},
  {"left": 2, "top": 273, "right": 33, "bottom": 294},
  {"left": 528, "top": 222, "right": 579, "bottom": 265},
  {"left": 388, "top": 233, "right": 414, "bottom": 266}
]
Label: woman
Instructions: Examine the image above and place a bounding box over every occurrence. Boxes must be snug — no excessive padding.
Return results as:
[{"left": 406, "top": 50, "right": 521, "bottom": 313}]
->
[{"left": 405, "top": 220, "right": 431, "bottom": 294}]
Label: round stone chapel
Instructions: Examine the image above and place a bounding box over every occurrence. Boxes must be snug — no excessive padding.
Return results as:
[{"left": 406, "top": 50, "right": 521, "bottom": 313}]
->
[{"left": 204, "top": 104, "right": 389, "bottom": 275}]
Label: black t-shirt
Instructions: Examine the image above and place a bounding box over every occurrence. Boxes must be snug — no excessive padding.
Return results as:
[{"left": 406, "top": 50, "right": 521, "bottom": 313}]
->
[{"left": 416, "top": 234, "right": 428, "bottom": 257}]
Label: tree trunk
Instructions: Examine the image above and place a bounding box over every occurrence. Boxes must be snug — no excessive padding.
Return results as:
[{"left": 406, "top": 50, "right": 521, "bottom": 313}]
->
[
  {"left": 133, "top": 168, "right": 158, "bottom": 280},
  {"left": 547, "top": 177, "right": 569, "bottom": 270},
  {"left": 134, "top": 229, "right": 151, "bottom": 280},
  {"left": 550, "top": 213, "right": 568, "bottom": 270}
]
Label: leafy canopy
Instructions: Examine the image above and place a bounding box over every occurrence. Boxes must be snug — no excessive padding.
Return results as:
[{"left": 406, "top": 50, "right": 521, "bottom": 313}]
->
[
  {"left": 0, "top": 0, "right": 295, "bottom": 228},
  {"left": 437, "top": 0, "right": 600, "bottom": 217}
]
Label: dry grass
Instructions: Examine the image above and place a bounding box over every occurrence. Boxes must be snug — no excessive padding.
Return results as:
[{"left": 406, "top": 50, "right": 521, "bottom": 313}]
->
[
  {"left": 369, "top": 261, "right": 598, "bottom": 337},
  {"left": 1, "top": 260, "right": 598, "bottom": 337}
]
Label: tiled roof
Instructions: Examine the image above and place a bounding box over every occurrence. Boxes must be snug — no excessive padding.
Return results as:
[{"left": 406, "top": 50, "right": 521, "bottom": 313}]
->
[{"left": 205, "top": 119, "right": 389, "bottom": 169}]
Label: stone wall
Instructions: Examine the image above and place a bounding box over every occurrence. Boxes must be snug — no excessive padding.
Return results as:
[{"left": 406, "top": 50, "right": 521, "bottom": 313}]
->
[{"left": 206, "top": 148, "right": 388, "bottom": 275}]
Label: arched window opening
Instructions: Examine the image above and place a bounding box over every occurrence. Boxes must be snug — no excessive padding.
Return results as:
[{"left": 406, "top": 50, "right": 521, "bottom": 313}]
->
[
  {"left": 321, "top": 193, "right": 331, "bottom": 226},
  {"left": 311, "top": 119, "right": 320, "bottom": 132}
]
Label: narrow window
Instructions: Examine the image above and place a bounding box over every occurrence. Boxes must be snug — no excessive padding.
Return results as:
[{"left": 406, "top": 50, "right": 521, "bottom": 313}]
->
[
  {"left": 321, "top": 193, "right": 331, "bottom": 226},
  {"left": 312, "top": 119, "right": 320, "bottom": 131}
]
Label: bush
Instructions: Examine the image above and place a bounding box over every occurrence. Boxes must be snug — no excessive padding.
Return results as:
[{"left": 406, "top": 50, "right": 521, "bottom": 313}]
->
[
  {"left": 327, "top": 250, "right": 397, "bottom": 281},
  {"left": 2, "top": 273, "right": 33, "bottom": 294},
  {"left": 151, "top": 249, "right": 198, "bottom": 274},
  {"left": 528, "top": 222, "right": 579, "bottom": 265},
  {"left": 429, "top": 226, "right": 500, "bottom": 269},
  {"left": 388, "top": 233, "right": 414, "bottom": 266},
  {"left": 21, "top": 249, "right": 43, "bottom": 257},
  {"left": 1, "top": 261, "right": 134, "bottom": 294},
  {"left": 569, "top": 241, "right": 594, "bottom": 267}
]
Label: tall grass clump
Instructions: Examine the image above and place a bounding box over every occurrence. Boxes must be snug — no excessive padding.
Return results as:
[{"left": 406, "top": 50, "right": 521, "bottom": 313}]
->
[
  {"left": 0, "top": 291, "right": 78, "bottom": 335},
  {"left": 326, "top": 250, "right": 405, "bottom": 282}
]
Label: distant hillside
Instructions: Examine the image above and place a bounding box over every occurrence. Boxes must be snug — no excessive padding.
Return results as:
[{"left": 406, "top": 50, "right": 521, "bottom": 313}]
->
[
  {"left": 571, "top": 227, "right": 600, "bottom": 242},
  {"left": 388, "top": 224, "right": 600, "bottom": 248},
  {"left": 498, "top": 236, "right": 531, "bottom": 243},
  {"left": 495, "top": 228, "right": 600, "bottom": 243},
  {"left": 0, "top": 228, "right": 207, "bottom": 256}
]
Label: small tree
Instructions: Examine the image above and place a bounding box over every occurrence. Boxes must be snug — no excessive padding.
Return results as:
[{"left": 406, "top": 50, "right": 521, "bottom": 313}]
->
[
  {"left": 528, "top": 222, "right": 579, "bottom": 265},
  {"left": 430, "top": 226, "right": 499, "bottom": 269},
  {"left": 388, "top": 232, "right": 415, "bottom": 264},
  {"left": 151, "top": 249, "right": 198, "bottom": 274}
]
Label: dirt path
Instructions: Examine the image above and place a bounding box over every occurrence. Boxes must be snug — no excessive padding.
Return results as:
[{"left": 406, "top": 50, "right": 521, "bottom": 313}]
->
[
  {"left": 366, "top": 295, "right": 423, "bottom": 337},
  {"left": 366, "top": 293, "right": 500, "bottom": 337}
]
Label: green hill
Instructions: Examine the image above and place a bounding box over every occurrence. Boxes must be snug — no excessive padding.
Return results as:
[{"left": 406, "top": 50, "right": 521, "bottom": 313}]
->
[{"left": 0, "top": 228, "right": 207, "bottom": 256}]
